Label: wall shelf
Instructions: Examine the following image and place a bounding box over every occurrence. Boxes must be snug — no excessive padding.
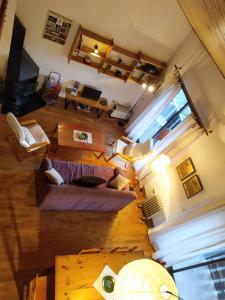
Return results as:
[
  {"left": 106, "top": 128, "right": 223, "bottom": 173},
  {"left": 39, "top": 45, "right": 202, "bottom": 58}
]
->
[{"left": 68, "top": 25, "right": 167, "bottom": 86}]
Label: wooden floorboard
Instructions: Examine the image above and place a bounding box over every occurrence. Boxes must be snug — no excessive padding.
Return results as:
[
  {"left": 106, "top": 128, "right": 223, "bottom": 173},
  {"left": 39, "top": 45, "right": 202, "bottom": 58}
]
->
[{"left": 0, "top": 99, "right": 153, "bottom": 299}]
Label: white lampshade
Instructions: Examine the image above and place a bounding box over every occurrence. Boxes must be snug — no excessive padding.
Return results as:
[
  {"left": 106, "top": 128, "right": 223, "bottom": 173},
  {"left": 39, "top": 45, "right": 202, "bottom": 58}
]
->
[
  {"left": 151, "top": 155, "right": 171, "bottom": 174},
  {"left": 114, "top": 259, "right": 178, "bottom": 300},
  {"left": 159, "top": 154, "right": 171, "bottom": 165}
]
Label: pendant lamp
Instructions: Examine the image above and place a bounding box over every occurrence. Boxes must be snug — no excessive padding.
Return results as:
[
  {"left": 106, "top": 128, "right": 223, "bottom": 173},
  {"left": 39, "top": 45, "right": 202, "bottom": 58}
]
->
[{"left": 114, "top": 259, "right": 181, "bottom": 300}]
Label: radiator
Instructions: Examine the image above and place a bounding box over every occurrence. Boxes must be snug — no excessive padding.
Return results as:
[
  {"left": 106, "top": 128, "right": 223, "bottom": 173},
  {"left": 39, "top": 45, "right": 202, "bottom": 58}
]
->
[{"left": 140, "top": 194, "right": 165, "bottom": 226}]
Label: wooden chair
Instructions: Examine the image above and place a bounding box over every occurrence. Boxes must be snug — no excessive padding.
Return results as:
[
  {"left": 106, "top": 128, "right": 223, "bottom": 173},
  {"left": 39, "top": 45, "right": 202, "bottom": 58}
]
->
[
  {"left": 107, "top": 136, "right": 152, "bottom": 163},
  {"left": 78, "top": 248, "right": 103, "bottom": 254},
  {"left": 110, "top": 246, "right": 138, "bottom": 253},
  {"left": 6, "top": 112, "right": 50, "bottom": 161},
  {"left": 23, "top": 270, "right": 54, "bottom": 300}
]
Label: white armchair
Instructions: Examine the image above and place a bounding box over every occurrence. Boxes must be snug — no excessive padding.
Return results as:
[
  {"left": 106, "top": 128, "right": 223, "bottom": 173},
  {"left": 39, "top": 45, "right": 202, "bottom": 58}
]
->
[
  {"left": 107, "top": 136, "right": 152, "bottom": 163},
  {"left": 6, "top": 112, "right": 50, "bottom": 161}
]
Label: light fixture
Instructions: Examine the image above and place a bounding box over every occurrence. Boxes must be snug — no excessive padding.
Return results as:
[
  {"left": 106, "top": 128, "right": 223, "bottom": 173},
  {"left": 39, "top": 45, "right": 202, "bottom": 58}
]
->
[
  {"left": 114, "top": 259, "right": 182, "bottom": 300},
  {"left": 159, "top": 154, "right": 171, "bottom": 166},
  {"left": 94, "top": 44, "right": 99, "bottom": 54},
  {"left": 134, "top": 154, "right": 170, "bottom": 186},
  {"left": 151, "top": 154, "right": 171, "bottom": 174},
  {"left": 148, "top": 84, "right": 155, "bottom": 92},
  {"left": 141, "top": 82, "right": 155, "bottom": 92},
  {"left": 91, "top": 44, "right": 101, "bottom": 57},
  {"left": 142, "top": 82, "right": 147, "bottom": 89}
]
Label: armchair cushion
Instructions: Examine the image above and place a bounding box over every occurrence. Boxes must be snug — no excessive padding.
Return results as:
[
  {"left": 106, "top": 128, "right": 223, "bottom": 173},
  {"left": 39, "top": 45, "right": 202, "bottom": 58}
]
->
[
  {"left": 123, "top": 143, "right": 136, "bottom": 157},
  {"left": 133, "top": 139, "right": 152, "bottom": 159},
  {"left": 114, "top": 139, "right": 127, "bottom": 154},
  {"left": 22, "top": 126, "right": 36, "bottom": 146},
  {"left": 28, "top": 124, "right": 50, "bottom": 144}
]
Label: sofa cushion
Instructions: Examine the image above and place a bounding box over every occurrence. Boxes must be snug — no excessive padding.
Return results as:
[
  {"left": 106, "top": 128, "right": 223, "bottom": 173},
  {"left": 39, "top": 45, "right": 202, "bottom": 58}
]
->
[
  {"left": 45, "top": 168, "right": 64, "bottom": 185},
  {"left": 73, "top": 176, "right": 106, "bottom": 187},
  {"left": 51, "top": 160, "right": 114, "bottom": 184}
]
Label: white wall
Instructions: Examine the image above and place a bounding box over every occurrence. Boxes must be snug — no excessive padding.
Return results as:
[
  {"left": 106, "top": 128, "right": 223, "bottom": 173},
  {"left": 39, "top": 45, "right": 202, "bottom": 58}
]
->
[
  {"left": 15, "top": 0, "right": 190, "bottom": 106},
  {"left": 142, "top": 31, "right": 225, "bottom": 219},
  {"left": 0, "top": 0, "right": 17, "bottom": 78}
]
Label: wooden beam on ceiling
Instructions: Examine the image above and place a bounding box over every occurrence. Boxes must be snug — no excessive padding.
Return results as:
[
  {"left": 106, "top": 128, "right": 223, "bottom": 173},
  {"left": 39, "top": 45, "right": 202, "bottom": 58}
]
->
[{"left": 178, "top": 0, "right": 225, "bottom": 78}]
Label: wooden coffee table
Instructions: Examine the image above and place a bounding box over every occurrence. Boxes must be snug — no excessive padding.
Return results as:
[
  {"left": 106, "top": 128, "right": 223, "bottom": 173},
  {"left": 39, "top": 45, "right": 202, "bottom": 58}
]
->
[{"left": 57, "top": 122, "right": 105, "bottom": 158}]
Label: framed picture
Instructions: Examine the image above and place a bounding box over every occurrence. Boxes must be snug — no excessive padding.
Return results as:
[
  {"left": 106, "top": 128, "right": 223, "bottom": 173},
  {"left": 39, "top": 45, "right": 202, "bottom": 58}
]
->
[
  {"left": 183, "top": 175, "right": 203, "bottom": 199},
  {"left": 176, "top": 157, "right": 196, "bottom": 181},
  {"left": 43, "top": 10, "right": 72, "bottom": 45}
]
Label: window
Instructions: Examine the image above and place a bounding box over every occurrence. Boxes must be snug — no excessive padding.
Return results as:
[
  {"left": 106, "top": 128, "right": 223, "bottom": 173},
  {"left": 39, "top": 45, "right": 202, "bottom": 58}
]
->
[
  {"left": 171, "top": 248, "right": 225, "bottom": 300},
  {"left": 138, "top": 89, "right": 192, "bottom": 145}
]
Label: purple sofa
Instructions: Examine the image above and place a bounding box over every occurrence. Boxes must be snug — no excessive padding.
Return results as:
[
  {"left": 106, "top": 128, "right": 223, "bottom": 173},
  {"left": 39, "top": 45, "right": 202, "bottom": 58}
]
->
[{"left": 36, "top": 159, "right": 137, "bottom": 211}]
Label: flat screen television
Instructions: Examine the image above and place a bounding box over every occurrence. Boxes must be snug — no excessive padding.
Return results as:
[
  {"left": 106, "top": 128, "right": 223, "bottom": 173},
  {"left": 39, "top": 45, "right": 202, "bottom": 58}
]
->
[{"left": 81, "top": 86, "right": 102, "bottom": 101}]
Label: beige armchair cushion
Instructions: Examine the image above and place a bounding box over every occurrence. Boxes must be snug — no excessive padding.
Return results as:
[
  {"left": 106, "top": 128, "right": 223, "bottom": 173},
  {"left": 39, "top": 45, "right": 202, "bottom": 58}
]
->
[
  {"left": 123, "top": 143, "right": 136, "bottom": 157},
  {"left": 6, "top": 112, "right": 29, "bottom": 147}
]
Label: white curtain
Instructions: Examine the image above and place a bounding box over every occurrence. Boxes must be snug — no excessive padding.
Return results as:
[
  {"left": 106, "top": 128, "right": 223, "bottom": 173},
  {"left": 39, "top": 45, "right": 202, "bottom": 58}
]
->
[
  {"left": 133, "top": 114, "right": 199, "bottom": 174},
  {"left": 126, "top": 74, "right": 180, "bottom": 141},
  {"left": 149, "top": 199, "right": 225, "bottom": 267}
]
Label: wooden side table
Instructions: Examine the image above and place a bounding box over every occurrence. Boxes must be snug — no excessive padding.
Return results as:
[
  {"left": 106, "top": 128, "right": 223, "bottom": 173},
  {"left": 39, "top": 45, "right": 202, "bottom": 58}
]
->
[{"left": 65, "top": 88, "right": 109, "bottom": 118}]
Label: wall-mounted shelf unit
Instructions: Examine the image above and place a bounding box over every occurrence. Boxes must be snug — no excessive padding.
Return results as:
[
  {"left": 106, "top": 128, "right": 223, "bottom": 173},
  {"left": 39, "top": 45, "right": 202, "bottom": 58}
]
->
[{"left": 68, "top": 25, "right": 167, "bottom": 86}]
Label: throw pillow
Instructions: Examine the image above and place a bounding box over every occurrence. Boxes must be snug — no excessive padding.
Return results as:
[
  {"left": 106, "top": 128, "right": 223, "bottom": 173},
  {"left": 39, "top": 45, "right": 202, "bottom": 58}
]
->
[
  {"left": 73, "top": 176, "right": 106, "bottom": 187},
  {"left": 108, "top": 174, "right": 130, "bottom": 191},
  {"left": 113, "top": 167, "right": 129, "bottom": 191},
  {"left": 45, "top": 168, "right": 64, "bottom": 185}
]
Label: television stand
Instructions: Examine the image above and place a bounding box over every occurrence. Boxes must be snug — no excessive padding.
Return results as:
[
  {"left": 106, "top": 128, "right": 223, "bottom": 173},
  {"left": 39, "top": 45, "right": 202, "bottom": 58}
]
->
[{"left": 65, "top": 88, "right": 109, "bottom": 118}]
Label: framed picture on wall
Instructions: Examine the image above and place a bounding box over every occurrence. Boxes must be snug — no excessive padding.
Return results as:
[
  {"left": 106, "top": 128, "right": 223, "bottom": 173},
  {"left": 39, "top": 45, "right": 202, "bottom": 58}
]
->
[
  {"left": 176, "top": 157, "right": 196, "bottom": 181},
  {"left": 183, "top": 175, "right": 203, "bottom": 199},
  {"left": 43, "top": 10, "right": 72, "bottom": 45}
]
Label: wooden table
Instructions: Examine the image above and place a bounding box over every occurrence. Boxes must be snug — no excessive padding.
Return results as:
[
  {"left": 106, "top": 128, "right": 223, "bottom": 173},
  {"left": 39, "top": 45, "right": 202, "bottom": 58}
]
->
[
  {"left": 65, "top": 88, "right": 109, "bottom": 118},
  {"left": 57, "top": 122, "right": 105, "bottom": 158},
  {"left": 55, "top": 251, "right": 144, "bottom": 300}
]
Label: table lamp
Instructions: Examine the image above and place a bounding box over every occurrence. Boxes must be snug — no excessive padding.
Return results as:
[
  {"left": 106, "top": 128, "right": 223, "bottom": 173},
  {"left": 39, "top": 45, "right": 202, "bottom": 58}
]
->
[{"left": 114, "top": 259, "right": 183, "bottom": 300}]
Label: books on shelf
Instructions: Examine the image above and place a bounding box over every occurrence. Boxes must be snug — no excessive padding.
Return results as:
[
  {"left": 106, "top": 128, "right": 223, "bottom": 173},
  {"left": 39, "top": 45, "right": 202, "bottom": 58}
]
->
[{"left": 71, "top": 81, "right": 80, "bottom": 96}]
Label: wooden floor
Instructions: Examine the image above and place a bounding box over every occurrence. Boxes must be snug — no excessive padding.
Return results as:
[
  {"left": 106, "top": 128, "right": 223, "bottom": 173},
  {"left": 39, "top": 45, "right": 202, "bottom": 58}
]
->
[{"left": 0, "top": 99, "right": 153, "bottom": 299}]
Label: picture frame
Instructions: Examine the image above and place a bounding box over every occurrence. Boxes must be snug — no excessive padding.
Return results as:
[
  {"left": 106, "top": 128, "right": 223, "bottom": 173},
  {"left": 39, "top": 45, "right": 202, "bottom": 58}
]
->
[
  {"left": 43, "top": 10, "right": 72, "bottom": 45},
  {"left": 176, "top": 157, "right": 196, "bottom": 181},
  {"left": 183, "top": 175, "right": 203, "bottom": 199}
]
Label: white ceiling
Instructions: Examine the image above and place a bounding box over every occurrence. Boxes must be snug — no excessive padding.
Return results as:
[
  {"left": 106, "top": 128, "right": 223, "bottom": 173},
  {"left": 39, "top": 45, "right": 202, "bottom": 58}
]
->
[{"left": 42, "top": 0, "right": 192, "bottom": 62}]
